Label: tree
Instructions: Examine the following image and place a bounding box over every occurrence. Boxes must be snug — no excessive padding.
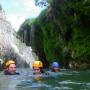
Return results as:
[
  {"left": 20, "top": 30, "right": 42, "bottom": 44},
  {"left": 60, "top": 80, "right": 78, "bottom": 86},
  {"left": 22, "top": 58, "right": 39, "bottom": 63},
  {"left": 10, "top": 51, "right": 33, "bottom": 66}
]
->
[{"left": 35, "top": 0, "right": 49, "bottom": 7}]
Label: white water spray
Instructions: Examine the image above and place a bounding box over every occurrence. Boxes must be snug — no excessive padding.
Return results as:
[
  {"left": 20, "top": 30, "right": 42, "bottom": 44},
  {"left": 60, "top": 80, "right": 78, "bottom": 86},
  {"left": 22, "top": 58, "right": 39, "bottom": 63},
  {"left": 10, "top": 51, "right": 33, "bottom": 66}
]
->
[{"left": 0, "top": 10, "right": 38, "bottom": 68}]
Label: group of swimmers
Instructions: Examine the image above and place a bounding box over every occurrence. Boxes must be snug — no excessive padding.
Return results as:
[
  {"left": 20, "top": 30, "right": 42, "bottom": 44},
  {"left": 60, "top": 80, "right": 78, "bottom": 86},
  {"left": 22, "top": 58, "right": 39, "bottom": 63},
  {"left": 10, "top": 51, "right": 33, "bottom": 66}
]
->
[{"left": 2, "top": 59, "right": 60, "bottom": 75}]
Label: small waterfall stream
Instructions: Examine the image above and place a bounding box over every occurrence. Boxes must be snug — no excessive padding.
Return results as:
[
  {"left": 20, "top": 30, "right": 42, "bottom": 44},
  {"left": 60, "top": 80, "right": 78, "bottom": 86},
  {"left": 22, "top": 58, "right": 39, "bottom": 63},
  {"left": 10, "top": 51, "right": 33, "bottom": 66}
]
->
[{"left": 0, "top": 9, "right": 38, "bottom": 68}]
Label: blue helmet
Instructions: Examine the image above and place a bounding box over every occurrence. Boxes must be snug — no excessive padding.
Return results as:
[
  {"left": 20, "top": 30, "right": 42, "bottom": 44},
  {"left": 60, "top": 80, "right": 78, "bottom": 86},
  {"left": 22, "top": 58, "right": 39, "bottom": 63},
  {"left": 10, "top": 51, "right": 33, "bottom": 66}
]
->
[{"left": 51, "top": 62, "right": 60, "bottom": 68}]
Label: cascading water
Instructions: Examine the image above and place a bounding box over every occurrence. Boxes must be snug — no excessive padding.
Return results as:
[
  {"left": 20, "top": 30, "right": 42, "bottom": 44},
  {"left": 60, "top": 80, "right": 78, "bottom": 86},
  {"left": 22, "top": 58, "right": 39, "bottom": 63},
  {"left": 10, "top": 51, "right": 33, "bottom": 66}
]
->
[
  {"left": 0, "top": 9, "right": 38, "bottom": 68},
  {"left": 30, "top": 24, "right": 35, "bottom": 49}
]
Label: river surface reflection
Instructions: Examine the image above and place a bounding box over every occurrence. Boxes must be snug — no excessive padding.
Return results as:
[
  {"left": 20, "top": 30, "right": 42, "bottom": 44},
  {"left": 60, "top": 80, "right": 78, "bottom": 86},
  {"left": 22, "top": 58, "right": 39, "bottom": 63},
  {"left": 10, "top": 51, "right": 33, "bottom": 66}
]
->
[{"left": 0, "top": 69, "right": 90, "bottom": 90}]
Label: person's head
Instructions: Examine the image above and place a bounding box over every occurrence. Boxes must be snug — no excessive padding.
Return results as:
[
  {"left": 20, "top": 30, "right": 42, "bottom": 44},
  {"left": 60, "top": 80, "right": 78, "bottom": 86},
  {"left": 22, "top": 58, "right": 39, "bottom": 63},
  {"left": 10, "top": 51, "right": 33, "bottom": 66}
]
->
[
  {"left": 4, "top": 60, "right": 16, "bottom": 75},
  {"left": 32, "top": 60, "right": 43, "bottom": 74},
  {"left": 51, "top": 62, "right": 60, "bottom": 72}
]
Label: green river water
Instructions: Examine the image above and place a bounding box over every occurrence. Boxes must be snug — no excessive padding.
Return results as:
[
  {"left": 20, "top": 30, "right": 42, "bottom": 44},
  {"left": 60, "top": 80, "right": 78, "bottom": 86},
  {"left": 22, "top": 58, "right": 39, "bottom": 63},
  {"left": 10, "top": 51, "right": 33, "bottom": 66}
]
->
[{"left": 0, "top": 69, "right": 90, "bottom": 90}]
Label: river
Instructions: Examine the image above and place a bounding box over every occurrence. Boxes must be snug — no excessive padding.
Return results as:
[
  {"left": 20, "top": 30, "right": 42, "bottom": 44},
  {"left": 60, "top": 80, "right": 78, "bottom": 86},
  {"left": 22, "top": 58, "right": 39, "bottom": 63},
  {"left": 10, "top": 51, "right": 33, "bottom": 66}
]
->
[{"left": 0, "top": 69, "right": 90, "bottom": 90}]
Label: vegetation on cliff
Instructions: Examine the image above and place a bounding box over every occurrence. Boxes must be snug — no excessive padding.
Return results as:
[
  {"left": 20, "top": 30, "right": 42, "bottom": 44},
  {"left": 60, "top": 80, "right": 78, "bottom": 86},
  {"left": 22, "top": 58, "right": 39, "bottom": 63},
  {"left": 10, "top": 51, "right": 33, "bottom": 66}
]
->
[{"left": 17, "top": 0, "right": 90, "bottom": 68}]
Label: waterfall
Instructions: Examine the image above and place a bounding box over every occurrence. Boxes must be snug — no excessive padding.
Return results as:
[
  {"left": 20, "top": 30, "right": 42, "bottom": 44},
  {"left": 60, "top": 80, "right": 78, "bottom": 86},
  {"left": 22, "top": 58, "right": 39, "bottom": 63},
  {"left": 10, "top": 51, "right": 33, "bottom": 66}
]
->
[
  {"left": 0, "top": 10, "right": 38, "bottom": 68},
  {"left": 30, "top": 24, "right": 35, "bottom": 49}
]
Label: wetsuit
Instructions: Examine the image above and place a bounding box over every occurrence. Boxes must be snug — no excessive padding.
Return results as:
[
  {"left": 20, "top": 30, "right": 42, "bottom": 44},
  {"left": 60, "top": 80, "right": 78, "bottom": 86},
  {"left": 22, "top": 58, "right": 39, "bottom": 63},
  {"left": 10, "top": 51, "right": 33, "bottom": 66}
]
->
[{"left": 4, "top": 71, "right": 20, "bottom": 75}]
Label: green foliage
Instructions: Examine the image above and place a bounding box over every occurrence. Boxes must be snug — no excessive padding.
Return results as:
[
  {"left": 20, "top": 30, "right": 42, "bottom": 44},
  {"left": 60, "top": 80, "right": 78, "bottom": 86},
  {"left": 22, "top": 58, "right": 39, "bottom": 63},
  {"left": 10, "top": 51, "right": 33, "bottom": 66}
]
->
[
  {"left": 38, "top": 0, "right": 90, "bottom": 64},
  {"left": 17, "top": 19, "right": 31, "bottom": 45},
  {"left": 38, "top": 15, "right": 64, "bottom": 61},
  {"left": 68, "top": 27, "right": 90, "bottom": 63},
  {"left": 18, "top": 0, "right": 90, "bottom": 67}
]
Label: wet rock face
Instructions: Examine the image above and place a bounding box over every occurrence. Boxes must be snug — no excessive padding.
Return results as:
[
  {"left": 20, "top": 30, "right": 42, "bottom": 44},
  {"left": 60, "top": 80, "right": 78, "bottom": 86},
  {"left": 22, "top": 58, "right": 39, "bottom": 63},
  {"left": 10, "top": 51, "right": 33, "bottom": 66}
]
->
[
  {"left": 0, "top": 18, "right": 22, "bottom": 67},
  {"left": 68, "top": 61, "right": 79, "bottom": 69},
  {"left": 0, "top": 9, "right": 14, "bottom": 51},
  {"left": 0, "top": 11, "right": 16, "bottom": 59},
  {"left": 68, "top": 61, "right": 90, "bottom": 70},
  {"left": 0, "top": 19, "right": 27, "bottom": 67}
]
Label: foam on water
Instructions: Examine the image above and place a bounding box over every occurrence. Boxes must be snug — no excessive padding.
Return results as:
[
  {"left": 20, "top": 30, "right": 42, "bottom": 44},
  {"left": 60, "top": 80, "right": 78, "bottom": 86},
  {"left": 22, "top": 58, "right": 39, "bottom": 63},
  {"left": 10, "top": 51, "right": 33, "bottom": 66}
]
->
[{"left": 58, "top": 80, "right": 83, "bottom": 85}]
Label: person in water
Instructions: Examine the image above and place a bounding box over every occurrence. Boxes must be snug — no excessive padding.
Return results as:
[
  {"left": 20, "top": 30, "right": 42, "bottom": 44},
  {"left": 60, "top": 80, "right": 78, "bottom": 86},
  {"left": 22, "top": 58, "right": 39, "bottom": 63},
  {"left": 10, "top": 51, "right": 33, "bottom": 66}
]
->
[
  {"left": 51, "top": 62, "right": 60, "bottom": 72},
  {"left": 32, "top": 60, "right": 44, "bottom": 75},
  {"left": 3, "top": 60, "right": 19, "bottom": 75}
]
